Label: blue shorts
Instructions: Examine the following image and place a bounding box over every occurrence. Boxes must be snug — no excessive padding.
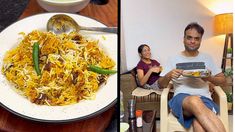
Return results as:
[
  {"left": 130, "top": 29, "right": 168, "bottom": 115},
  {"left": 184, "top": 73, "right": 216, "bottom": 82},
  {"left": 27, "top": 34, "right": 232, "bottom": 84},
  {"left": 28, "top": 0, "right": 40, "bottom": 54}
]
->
[{"left": 168, "top": 93, "right": 219, "bottom": 128}]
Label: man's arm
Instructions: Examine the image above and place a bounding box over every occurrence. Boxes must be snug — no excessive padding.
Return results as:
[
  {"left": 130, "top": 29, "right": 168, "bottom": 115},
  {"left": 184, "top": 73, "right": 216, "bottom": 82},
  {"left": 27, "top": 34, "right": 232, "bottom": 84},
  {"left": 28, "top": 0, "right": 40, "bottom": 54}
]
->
[
  {"left": 158, "top": 69, "right": 183, "bottom": 88},
  {"left": 158, "top": 72, "right": 172, "bottom": 88},
  {"left": 202, "top": 72, "right": 226, "bottom": 86}
]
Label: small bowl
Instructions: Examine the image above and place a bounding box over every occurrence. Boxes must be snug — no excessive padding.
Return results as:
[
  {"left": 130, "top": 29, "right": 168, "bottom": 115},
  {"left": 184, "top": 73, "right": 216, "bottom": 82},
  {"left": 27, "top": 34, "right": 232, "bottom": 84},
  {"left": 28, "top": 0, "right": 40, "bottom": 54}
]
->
[{"left": 37, "top": 0, "right": 90, "bottom": 13}]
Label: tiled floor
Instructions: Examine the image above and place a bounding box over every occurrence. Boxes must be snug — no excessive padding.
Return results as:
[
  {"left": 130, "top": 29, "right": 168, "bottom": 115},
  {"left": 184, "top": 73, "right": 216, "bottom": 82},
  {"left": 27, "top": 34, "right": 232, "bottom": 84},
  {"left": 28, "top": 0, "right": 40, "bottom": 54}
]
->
[{"left": 155, "top": 115, "right": 233, "bottom": 132}]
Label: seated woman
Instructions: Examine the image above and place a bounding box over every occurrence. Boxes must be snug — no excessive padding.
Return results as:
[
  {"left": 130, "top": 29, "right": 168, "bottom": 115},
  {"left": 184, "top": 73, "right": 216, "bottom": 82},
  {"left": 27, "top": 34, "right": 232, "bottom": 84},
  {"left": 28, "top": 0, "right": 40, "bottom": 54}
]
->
[{"left": 136, "top": 44, "right": 162, "bottom": 90}]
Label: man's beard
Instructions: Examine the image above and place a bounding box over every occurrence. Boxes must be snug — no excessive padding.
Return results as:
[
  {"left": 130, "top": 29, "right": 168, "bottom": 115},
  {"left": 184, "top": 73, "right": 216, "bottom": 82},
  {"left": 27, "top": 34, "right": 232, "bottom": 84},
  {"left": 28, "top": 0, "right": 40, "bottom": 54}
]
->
[{"left": 184, "top": 44, "right": 199, "bottom": 51}]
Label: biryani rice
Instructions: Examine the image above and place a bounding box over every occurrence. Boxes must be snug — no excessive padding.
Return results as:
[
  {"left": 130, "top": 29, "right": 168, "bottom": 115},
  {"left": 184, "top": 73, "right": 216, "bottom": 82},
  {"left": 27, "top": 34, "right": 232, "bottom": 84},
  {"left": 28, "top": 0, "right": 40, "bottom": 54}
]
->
[{"left": 2, "top": 30, "right": 115, "bottom": 106}]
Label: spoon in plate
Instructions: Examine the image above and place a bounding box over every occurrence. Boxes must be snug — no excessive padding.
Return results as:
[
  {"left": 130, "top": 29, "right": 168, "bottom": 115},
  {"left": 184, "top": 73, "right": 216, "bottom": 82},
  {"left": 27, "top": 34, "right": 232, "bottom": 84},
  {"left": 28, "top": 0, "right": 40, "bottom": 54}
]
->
[{"left": 47, "top": 14, "right": 117, "bottom": 34}]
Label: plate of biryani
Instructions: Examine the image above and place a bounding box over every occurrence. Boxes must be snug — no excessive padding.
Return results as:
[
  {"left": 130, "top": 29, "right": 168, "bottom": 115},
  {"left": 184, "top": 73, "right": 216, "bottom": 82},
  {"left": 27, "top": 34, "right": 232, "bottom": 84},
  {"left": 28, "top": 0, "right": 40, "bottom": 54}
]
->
[
  {"left": 0, "top": 13, "right": 117, "bottom": 122},
  {"left": 182, "top": 69, "right": 211, "bottom": 78}
]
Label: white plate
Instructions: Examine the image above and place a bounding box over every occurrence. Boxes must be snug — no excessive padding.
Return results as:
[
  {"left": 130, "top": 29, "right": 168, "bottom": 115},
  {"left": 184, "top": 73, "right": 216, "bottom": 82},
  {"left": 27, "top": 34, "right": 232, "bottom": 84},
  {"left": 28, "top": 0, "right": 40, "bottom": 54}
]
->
[{"left": 0, "top": 13, "right": 117, "bottom": 122}]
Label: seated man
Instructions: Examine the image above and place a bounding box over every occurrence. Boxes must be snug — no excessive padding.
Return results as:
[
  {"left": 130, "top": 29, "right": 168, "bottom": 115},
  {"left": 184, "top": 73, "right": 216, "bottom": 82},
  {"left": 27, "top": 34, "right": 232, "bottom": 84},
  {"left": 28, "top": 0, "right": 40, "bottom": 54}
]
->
[{"left": 158, "top": 22, "right": 226, "bottom": 132}]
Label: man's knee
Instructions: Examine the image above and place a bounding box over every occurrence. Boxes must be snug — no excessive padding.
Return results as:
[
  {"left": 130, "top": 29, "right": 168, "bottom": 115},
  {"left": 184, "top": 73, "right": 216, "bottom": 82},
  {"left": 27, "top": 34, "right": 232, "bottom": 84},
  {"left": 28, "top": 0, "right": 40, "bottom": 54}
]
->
[
  {"left": 183, "top": 96, "right": 205, "bottom": 116},
  {"left": 183, "top": 96, "right": 203, "bottom": 108}
]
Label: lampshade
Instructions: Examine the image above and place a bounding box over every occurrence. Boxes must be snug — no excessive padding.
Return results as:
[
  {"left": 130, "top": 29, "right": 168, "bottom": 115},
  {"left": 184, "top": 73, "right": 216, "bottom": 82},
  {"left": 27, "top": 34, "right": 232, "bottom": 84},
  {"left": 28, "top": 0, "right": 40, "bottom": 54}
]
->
[{"left": 214, "top": 13, "right": 233, "bottom": 35}]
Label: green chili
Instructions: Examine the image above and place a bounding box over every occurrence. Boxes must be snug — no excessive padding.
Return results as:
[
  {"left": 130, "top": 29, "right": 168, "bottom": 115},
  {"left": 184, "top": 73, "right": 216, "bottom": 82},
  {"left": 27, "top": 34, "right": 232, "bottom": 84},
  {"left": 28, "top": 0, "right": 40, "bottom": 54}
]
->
[
  {"left": 33, "top": 42, "right": 41, "bottom": 76},
  {"left": 89, "top": 65, "right": 117, "bottom": 74}
]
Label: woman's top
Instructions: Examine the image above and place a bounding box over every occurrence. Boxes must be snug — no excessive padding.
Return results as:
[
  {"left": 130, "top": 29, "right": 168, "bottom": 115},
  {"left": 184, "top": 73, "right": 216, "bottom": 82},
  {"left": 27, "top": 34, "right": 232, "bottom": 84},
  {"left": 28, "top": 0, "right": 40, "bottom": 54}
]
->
[{"left": 136, "top": 59, "right": 160, "bottom": 85}]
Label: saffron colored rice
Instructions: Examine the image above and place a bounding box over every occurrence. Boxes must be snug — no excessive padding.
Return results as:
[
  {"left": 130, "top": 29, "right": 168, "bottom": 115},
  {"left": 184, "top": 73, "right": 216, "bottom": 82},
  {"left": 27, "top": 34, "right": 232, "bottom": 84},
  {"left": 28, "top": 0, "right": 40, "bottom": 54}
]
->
[{"left": 2, "top": 30, "right": 115, "bottom": 106}]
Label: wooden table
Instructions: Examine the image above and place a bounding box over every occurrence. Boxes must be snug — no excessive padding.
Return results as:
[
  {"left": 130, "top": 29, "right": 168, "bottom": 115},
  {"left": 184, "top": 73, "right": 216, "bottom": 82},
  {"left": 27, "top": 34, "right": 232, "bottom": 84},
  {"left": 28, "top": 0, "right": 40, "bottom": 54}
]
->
[{"left": 0, "top": 0, "right": 117, "bottom": 131}]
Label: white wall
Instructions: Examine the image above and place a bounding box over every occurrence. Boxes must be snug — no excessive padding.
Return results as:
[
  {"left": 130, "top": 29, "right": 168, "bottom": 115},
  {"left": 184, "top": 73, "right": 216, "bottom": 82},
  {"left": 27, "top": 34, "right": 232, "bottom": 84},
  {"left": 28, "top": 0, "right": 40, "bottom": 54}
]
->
[
  {"left": 121, "top": 0, "right": 229, "bottom": 73},
  {"left": 121, "top": 15, "right": 127, "bottom": 73}
]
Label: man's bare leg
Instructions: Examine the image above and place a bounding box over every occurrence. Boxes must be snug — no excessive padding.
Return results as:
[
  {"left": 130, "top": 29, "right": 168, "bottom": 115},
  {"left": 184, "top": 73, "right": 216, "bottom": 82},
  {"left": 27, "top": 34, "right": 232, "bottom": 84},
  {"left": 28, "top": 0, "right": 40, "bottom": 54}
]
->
[
  {"left": 193, "top": 119, "right": 206, "bottom": 132},
  {"left": 182, "top": 96, "right": 225, "bottom": 132}
]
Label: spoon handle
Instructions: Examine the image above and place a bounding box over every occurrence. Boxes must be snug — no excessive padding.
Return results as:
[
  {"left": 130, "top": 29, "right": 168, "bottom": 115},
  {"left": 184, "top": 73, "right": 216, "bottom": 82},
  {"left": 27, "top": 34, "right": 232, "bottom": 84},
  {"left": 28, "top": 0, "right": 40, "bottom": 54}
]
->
[{"left": 80, "top": 27, "right": 117, "bottom": 33}]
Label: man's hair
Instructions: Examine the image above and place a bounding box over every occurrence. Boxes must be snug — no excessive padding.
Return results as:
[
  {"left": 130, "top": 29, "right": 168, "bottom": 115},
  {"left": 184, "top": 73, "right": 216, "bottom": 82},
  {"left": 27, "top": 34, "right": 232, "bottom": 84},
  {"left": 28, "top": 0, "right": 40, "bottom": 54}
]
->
[
  {"left": 138, "top": 44, "right": 149, "bottom": 54},
  {"left": 184, "top": 22, "right": 204, "bottom": 36}
]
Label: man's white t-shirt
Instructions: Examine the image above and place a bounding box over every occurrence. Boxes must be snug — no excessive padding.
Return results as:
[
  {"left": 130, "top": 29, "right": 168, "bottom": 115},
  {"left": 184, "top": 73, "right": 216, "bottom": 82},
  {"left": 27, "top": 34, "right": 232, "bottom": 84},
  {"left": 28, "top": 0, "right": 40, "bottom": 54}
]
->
[{"left": 161, "top": 52, "right": 221, "bottom": 99}]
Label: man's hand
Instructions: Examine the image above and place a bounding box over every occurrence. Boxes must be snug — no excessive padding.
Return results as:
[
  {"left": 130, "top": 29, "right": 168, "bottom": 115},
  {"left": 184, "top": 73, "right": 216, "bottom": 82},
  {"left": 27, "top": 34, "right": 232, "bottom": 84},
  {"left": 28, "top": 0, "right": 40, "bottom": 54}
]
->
[
  {"left": 201, "top": 69, "right": 212, "bottom": 82},
  {"left": 158, "top": 69, "right": 183, "bottom": 88},
  {"left": 201, "top": 71, "right": 226, "bottom": 87},
  {"left": 201, "top": 76, "right": 212, "bottom": 82},
  {"left": 170, "top": 69, "right": 183, "bottom": 79}
]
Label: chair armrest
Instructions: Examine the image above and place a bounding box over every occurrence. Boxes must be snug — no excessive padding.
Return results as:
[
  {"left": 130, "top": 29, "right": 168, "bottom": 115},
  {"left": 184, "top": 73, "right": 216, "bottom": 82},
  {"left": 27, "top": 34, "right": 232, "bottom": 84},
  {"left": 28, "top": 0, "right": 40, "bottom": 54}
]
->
[
  {"left": 213, "top": 86, "right": 229, "bottom": 132},
  {"left": 213, "top": 86, "right": 227, "bottom": 106},
  {"left": 160, "top": 87, "right": 170, "bottom": 132}
]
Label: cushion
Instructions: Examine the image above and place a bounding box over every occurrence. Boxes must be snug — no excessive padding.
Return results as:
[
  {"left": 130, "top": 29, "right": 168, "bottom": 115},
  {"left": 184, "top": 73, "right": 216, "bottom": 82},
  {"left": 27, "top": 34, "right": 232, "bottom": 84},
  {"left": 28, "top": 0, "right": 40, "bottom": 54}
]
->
[{"left": 132, "top": 87, "right": 162, "bottom": 97}]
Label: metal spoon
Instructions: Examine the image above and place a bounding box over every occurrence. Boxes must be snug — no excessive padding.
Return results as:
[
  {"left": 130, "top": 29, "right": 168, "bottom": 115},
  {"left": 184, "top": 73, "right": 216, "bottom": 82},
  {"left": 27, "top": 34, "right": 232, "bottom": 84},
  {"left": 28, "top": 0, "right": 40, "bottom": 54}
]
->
[{"left": 47, "top": 14, "right": 117, "bottom": 34}]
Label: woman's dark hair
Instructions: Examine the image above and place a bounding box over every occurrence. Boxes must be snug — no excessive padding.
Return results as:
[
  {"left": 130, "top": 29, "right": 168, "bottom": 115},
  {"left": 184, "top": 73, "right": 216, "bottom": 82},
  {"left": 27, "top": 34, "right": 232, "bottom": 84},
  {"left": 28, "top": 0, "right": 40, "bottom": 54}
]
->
[
  {"left": 184, "top": 22, "right": 204, "bottom": 36},
  {"left": 138, "top": 44, "right": 150, "bottom": 54}
]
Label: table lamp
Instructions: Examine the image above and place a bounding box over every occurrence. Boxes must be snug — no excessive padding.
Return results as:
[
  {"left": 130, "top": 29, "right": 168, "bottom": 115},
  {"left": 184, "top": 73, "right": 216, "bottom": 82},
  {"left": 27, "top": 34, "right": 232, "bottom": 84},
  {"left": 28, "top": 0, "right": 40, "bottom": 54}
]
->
[{"left": 214, "top": 13, "right": 233, "bottom": 71}]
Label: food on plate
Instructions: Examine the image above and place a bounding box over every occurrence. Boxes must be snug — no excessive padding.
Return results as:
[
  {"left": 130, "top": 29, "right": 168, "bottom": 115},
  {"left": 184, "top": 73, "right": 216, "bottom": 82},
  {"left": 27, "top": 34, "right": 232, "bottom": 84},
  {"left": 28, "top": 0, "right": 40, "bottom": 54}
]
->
[
  {"left": 2, "top": 30, "right": 116, "bottom": 106},
  {"left": 182, "top": 70, "right": 211, "bottom": 78}
]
